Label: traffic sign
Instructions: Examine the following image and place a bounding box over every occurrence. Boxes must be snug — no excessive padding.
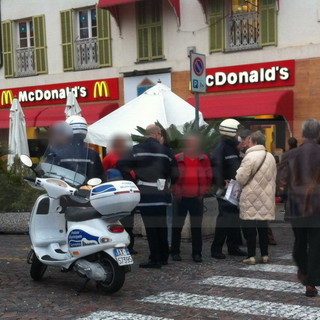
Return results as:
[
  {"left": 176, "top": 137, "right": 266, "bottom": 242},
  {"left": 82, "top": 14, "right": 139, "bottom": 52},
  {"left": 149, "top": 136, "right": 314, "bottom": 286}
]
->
[{"left": 190, "top": 52, "right": 206, "bottom": 93}]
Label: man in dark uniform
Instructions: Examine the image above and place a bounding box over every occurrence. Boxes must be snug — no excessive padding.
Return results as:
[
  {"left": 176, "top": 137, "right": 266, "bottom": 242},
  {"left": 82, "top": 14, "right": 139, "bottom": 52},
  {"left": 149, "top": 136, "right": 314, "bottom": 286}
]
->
[
  {"left": 117, "top": 124, "right": 179, "bottom": 269},
  {"left": 211, "top": 119, "right": 247, "bottom": 259},
  {"left": 59, "top": 116, "right": 104, "bottom": 181}
]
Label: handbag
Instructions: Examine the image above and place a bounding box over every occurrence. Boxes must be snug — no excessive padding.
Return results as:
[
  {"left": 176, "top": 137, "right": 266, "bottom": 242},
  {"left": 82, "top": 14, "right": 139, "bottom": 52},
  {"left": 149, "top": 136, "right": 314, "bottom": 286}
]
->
[{"left": 223, "top": 151, "right": 268, "bottom": 206}]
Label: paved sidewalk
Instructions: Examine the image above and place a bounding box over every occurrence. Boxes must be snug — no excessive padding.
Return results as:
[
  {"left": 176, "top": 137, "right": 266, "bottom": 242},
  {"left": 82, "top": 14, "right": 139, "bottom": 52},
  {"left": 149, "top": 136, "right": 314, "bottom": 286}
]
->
[{"left": 0, "top": 222, "right": 318, "bottom": 320}]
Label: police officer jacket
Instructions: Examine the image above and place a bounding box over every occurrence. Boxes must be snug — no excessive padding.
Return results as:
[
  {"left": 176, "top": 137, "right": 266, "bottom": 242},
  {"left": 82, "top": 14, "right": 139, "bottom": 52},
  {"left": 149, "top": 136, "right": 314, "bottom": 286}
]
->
[
  {"left": 57, "top": 141, "right": 105, "bottom": 182},
  {"left": 117, "top": 138, "right": 179, "bottom": 206},
  {"left": 211, "top": 136, "right": 241, "bottom": 189}
]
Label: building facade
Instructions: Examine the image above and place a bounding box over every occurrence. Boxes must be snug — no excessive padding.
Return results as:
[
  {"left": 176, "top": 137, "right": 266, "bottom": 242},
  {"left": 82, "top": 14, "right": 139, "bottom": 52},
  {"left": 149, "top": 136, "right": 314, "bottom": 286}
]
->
[{"left": 1, "top": 0, "right": 320, "bottom": 155}]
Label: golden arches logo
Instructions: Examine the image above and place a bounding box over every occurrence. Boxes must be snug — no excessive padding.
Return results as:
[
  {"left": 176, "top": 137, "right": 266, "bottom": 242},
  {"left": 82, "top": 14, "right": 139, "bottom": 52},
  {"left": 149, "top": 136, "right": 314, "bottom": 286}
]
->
[
  {"left": 93, "top": 81, "right": 110, "bottom": 98},
  {"left": 1, "top": 90, "right": 13, "bottom": 105}
]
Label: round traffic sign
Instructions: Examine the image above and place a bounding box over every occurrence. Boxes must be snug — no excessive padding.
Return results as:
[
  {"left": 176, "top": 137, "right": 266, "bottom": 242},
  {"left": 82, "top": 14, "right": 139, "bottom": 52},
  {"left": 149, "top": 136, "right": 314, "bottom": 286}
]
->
[{"left": 193, "top": 57, "right": 204, "bottom": 76}]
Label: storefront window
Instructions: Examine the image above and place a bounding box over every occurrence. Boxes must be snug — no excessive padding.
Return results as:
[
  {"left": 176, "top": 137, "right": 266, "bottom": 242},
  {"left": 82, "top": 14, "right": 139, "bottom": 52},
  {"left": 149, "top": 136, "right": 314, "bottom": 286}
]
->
[{"left": 232, "top": 0, "right": 258, "bottom": 13}]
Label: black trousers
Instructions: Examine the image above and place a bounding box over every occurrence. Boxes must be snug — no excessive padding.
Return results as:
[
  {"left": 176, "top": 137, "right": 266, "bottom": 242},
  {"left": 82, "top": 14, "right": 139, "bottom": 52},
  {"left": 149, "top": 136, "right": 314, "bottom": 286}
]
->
[
  {"left": 171, "top": 197, "right": 203, "bottom": 256},
  {"left": 291, "top": 217, "right": 320, "bottom": 286},
  {"left": 242, "top": 220, "right": 269, "bottom": 258},
  {"left": 211, "top": 198, "right": 242, "bottom": 254},
  {"left": 140, "top": 205, "right": 169, "bottom": 263},
  {"left": 121, "top": 212, "right": 135, "bottom": 251}
]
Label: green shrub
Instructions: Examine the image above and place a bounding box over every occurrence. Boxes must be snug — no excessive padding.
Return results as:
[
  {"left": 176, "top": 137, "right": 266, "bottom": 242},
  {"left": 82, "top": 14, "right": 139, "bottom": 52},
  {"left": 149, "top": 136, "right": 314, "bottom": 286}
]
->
[{"left": 0, "top": 149, "right": 43, "bottom": 213}]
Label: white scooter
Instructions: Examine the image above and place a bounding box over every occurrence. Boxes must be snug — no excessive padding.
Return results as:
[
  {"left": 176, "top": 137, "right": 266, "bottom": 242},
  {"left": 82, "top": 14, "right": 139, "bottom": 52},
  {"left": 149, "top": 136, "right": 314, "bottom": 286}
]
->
[{"left": 20, "top": 154, "right": 140, "bottom": 294}]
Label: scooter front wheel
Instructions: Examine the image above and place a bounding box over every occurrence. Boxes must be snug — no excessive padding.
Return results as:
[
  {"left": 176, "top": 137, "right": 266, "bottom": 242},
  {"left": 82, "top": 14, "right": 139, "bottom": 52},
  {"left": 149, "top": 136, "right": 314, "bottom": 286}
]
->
[
  {"left": 30, "top": 251, "right": 47, "bottom": 281},
  {"left": 96, "top": 253, "right": 125, "bottom": 294}
]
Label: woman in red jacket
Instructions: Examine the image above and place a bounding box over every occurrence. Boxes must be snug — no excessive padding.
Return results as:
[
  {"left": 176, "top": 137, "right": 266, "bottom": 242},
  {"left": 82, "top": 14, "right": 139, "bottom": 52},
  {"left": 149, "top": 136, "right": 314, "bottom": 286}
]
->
[{"left": 171, "top": 134, "right": 212, "bottom": 263}]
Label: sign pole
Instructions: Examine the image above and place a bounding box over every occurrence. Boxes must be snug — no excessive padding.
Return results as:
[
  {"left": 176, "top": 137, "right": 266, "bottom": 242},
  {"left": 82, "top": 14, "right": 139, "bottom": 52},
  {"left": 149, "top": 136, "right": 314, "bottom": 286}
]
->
[
  {"left": 190, "top": 52, "right": 206, "bottom": 131},
  {"left": 195, "top": 92, "right": 200, "bottom": 131}
]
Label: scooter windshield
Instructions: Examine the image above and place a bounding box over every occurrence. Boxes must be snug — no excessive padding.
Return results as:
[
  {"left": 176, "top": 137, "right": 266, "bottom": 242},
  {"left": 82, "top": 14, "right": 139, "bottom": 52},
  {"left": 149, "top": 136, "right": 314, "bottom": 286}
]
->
[{"left": 37, "top": 123, "right": 90, "bottom": 187}]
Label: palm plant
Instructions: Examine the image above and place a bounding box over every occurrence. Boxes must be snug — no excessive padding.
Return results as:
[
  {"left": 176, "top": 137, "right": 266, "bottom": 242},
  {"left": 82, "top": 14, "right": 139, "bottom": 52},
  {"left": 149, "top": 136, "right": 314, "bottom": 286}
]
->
[{"left": 131, "top": 120, "right": 221, "bottom": 156}]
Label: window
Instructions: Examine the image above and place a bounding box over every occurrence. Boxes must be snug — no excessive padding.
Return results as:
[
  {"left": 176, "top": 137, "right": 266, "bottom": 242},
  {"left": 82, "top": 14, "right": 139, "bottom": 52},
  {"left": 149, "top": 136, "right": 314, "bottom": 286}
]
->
[
  {"left": 1, "top": 15, "right": 47, "bottom": 78},
  {"left": 78, "top": 8, "right": 97, "bottom": 39},
  {"left": 209, "top": 0, "right": 277, "bottom": 53},
  {"left": 18, "top": 20, "right": 34, "bottom": 48},
  {"left": 136, "top": 0, "right": 163, "bottom": 62},
  {"left": 60, "top": 7, "right": 111, "bottom": 71}
]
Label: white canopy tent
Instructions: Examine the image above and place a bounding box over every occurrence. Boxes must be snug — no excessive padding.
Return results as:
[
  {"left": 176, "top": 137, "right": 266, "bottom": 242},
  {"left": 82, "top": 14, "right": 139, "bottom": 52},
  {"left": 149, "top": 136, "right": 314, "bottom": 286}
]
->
[
  {"left": 8, "top": 98, "right": 30, "bottom": 167},
  {"left": 65, "top": 92, "right": 82, "bottom": 118},
  {"left": 86, "top": 83, "right": 206, "bottom": 147}
]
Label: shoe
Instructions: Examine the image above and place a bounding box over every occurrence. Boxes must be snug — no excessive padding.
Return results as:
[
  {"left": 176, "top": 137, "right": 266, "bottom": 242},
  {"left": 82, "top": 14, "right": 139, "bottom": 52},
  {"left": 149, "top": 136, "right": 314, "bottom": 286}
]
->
[
  {"left": 161, "top": 260, "right": 168, "bottom": 266},
  {"left": 261, "top": 256, "right": 269, "bottom": 264},
  {"left": 306, "top": 286, "right": 318, "bottom": 297},
  {"left": 268, "top": 239, "right": 277, "bottom": 246},
  {"left": 171, "top": 254, "right": 182, "bottom": 261},
  {"left": 297, "top": 270, "right": 307, "bottom": 285},
  {"left": 192, "top": 254, "right": 203, "bottom": 263},
  {"left": 129, "top": 248, "right": 138, "bottom": 255},
  {"left": 228, "top": 248, "right": 247, "bottom": 257},
  {"left": 243, "top": 257, "right": 256, "bottom": 265},
  {"left": 211, "top": 252, "right": 226, "bottom": 259},
  {"left": 139, "top": 261, "right": 162, "bottom": 269}
]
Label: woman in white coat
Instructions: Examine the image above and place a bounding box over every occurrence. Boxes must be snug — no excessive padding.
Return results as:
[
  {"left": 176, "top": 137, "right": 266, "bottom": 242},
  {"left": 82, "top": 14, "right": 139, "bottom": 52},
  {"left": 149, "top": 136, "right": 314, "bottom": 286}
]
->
[{"left": 236, "top": 131, "right": 277, "bottom": 265}]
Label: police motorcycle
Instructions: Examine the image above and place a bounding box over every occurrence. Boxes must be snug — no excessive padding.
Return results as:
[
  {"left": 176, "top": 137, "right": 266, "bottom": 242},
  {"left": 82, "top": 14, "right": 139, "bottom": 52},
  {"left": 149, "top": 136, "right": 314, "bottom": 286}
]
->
[{"left": 21, "top": 119, "right": 140, "bottom": 294}]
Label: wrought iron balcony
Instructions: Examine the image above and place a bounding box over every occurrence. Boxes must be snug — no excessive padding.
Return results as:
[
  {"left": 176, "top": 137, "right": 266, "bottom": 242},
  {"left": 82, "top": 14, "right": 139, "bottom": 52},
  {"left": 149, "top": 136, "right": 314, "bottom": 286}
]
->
[
  {"left": 75, "top": 37, "right": 99, "bottom": 70},
  {"left": 16, "top": 47, "right": 36, "bottom": 77},
  {"left": 227, "top": 11, "right": 260, "bottom": 52}
]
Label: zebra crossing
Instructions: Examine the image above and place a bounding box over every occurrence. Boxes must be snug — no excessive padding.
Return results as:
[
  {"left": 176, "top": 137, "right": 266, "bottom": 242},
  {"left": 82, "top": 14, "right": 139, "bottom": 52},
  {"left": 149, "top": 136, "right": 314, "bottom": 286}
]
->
[{"left": 78, "top": 260, "right": 319, "bottom": 320}]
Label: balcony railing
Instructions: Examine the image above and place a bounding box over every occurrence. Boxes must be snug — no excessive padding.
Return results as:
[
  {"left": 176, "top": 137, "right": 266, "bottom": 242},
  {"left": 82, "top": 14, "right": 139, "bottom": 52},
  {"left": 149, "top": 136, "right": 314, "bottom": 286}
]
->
[
  {"left": 75, "top": 37, "right": 99, "bottom": 70},
  {"left": 227, "top": 11, "right": 260, "bottom": 51},
  {"left": 16, "top": 47, "right": 36, "bottom": 77}
]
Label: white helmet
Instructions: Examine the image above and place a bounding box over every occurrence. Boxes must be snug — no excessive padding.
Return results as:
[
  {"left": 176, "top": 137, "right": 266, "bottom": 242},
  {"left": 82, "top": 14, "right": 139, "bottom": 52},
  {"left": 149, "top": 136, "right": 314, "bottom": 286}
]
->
[
  {"left": 219, "top": 118, "right": 241, "bottom": 137},
  {"left": 66, "top": 115, "right": 88, "bottom": 138}
]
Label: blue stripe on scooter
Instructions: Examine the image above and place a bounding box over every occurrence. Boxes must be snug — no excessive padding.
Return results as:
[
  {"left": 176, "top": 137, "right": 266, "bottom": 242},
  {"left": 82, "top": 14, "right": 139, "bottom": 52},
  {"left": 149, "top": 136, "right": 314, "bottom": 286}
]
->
[{"left": 91, "top": 184, "right": 116, "bottom": 195}]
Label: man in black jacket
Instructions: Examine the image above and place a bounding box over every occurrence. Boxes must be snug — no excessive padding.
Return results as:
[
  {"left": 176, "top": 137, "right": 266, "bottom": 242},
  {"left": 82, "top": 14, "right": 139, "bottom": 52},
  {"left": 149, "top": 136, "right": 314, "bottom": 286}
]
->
[
  {"left": 211, "top": 119, "right": 246, "bottom": 259},
  {"left": 117, "top": 124, "right": 179, "bottom": 269}
]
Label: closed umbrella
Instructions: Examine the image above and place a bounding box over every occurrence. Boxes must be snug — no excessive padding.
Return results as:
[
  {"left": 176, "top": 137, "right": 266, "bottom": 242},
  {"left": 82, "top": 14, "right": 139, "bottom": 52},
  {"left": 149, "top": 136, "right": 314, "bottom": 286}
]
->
[
  {"left": 8, "top": 98, "right": 30, "bottom": 167},
  {"left": 86, "top": 83, "right": 206, "bottom": 147},
  {"left": 65, "top": 92, "right": 82, "bottom": 118}
]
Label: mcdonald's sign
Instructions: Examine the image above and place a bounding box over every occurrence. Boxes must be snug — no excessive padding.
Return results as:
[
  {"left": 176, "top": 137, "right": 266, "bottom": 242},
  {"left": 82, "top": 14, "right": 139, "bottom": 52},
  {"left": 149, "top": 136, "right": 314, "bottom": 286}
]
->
[
  {"left": 1, "top": 90, "right": 13, "bottom": 105},
  {"left": 0, "top": 78, "right": 119, "bottom": 108},
  {"left": 93, "top": 81, "right": 110, "bottom": 98}
]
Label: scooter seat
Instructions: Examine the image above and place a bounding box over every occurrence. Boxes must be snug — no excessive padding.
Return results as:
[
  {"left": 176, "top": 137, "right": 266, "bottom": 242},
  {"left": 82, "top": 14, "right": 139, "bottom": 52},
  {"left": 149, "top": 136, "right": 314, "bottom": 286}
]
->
[{"left": 65, "top": 207, "right": 101, "bottom": 222}]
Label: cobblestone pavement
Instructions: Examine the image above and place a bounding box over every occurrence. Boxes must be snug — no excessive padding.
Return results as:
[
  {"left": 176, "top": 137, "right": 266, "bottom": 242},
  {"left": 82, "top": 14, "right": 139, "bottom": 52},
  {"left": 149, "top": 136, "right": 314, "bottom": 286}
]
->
[{"left": 1, "top": 222, "right": 319, "bottom": 320}]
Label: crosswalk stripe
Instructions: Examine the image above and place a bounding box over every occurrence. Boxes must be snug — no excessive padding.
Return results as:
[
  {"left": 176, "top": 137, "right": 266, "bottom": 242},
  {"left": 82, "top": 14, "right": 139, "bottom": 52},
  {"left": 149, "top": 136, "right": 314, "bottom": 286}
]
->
[
  {"left": 77, "top": 311, "right": 172, "bottom": 320},
  {"left": 239, "top": 263, "right": 297, "bottom": 274},
  {"left": 141, "top": 291, "right": 320, "bottom": 320},
  {"left": 202, "top": 276, "right": 302, "bottom": 293}
]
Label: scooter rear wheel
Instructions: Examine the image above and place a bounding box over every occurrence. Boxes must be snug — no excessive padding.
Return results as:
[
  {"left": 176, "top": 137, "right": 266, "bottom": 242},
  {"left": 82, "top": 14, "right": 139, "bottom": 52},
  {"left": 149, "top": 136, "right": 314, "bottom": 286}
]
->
[
  {"left": 30, "top": 252, "right": 47, "bottom": 281},
  {"left": 96, "top": 253, "right": 125, "bottom": 294}
]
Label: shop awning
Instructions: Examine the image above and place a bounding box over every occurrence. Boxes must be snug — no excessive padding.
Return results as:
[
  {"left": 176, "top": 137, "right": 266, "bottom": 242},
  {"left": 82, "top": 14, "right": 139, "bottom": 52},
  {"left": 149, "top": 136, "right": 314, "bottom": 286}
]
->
[
  {"left": 187, "top": 90, "right": 294, "bottom": 130},
  {"left": 98, "top": 0, "right": 181, "bottom": 30},
  {"left": 0, "top": 103, "right": 119, "bottom": 129}
]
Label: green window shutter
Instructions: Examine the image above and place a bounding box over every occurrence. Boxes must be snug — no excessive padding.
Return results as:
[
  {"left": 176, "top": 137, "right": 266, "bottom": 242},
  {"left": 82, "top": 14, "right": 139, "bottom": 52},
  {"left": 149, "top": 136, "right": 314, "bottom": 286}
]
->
[
  {"left": 60, "top": 10, "right": 74, "bottom": 71},
  {"left": 208, "top": 0, "right": 224, "bottom": 53},
  {"left": 1, "top": 21, "right": 14, "bottom": 78},
  {"left": 260, "top": 0, "right": 277, "bottom": 46},
  {"left": 97, "top": 7, "right": 112, "bottom": 67},
  {"left": 136, "top": 0, "right": 163, "bottom": 61},
  {"left": 33, "top": 15, "right": 48, "bottom": 74}
]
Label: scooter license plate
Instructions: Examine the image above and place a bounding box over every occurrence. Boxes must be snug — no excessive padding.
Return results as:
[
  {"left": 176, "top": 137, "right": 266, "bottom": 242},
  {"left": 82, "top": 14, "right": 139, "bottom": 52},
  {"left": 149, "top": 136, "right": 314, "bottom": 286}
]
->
[{"left": 113, "top": 248, "right": 133, "bottom": 266}]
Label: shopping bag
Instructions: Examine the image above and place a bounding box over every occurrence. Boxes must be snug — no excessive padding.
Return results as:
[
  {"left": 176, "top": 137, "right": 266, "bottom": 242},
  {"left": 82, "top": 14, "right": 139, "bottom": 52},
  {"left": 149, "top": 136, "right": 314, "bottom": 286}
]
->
[{"left": 223, "top": 179, "right": 242, "bottom": 206}]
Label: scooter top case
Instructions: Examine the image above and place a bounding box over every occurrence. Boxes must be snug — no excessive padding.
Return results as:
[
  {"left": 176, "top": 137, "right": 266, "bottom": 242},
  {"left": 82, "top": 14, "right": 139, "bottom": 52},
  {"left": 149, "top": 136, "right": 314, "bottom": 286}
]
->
[{"left": 90, "top": 180, "right": 140, "bottom": 218}]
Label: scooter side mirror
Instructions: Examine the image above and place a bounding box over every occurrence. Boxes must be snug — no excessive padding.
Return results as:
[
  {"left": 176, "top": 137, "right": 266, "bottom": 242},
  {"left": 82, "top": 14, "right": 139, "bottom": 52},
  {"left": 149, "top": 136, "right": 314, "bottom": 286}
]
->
[
  {"left": 20, "top": 155, "right": 33, "bottom": 168},
  {"left": 87, "top": 178, "right": 102, "bottom": 186}
]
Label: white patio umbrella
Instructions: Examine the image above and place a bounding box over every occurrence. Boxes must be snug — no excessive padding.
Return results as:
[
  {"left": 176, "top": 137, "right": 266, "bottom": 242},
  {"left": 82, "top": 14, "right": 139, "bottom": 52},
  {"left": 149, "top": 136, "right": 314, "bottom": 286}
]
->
[
  {"left": 65, "top": 92, "right": 82, "bottom": 118},
  {"left": 86, "top": 83, "right": 206, "bottom": 147},
  {"left": 8, "top": 98, "right": 30, "bottom": 167}
]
